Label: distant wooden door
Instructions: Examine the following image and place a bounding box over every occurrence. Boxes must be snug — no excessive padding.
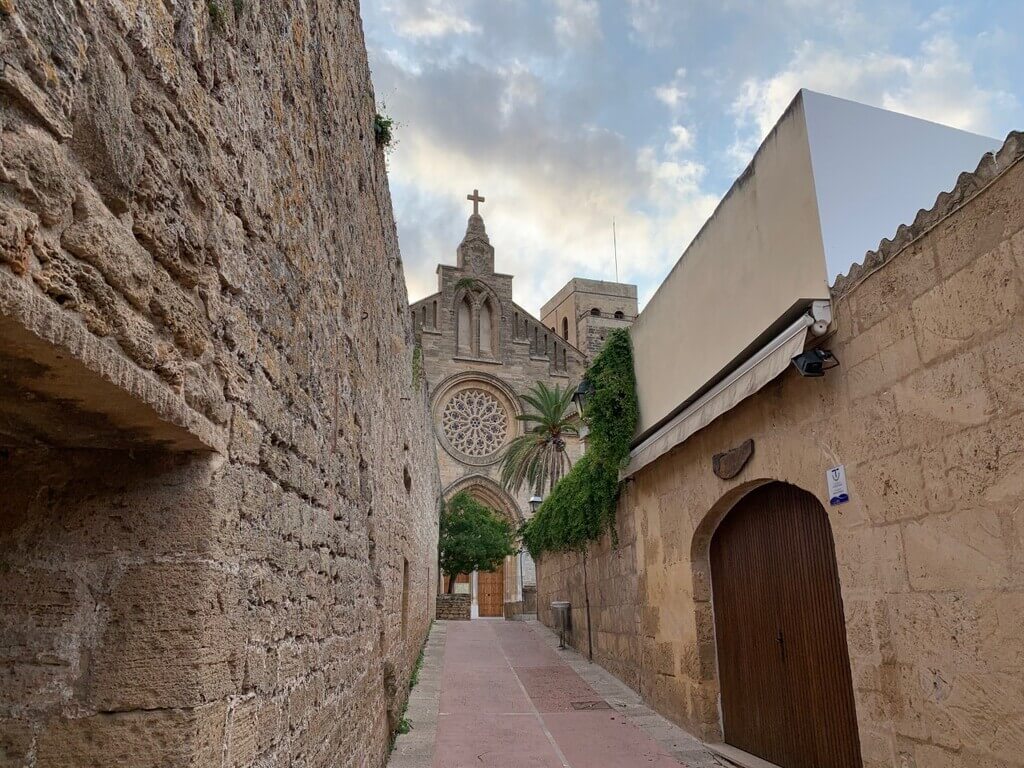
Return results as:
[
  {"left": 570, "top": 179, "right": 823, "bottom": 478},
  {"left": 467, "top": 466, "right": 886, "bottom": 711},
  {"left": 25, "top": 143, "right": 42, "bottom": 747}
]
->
[
  {"left": 477, "top": 563, "right": 505, "bottom": 617},
  {"left": 710, "top": 482, "right": 862, "bottom": 768}
]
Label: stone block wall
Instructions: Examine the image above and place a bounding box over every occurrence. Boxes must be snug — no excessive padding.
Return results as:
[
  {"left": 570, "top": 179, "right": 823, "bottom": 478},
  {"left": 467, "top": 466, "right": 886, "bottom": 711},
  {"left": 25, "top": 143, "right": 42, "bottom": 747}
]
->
[
  {"left": 536, "top": 500, "right": 641, "bottom": 687},
  {"left": 537, "top": 133, "right": 1024, "bottom": 766},
  {"left": 436, "top": 595, "right": 471, "bottom": 621},
  {"left": 0, "top": 2, "right": 440, "bottom": 766}
]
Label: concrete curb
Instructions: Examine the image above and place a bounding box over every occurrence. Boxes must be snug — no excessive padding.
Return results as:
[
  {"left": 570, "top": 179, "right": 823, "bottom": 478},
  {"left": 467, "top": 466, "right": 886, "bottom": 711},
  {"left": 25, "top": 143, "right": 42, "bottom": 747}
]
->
[{"left": 387, "top": 621, "right": 447, "bottom": 768}]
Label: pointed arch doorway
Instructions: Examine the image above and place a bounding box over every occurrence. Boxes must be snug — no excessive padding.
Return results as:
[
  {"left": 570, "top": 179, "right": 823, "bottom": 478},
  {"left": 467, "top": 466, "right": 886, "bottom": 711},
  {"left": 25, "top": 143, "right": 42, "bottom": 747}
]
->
[
  {"left": 442, "top": 476, "right": 523, "bottom": 619},
  {"left": 710, "top": 482, "right": 862, "bottom": 768}
]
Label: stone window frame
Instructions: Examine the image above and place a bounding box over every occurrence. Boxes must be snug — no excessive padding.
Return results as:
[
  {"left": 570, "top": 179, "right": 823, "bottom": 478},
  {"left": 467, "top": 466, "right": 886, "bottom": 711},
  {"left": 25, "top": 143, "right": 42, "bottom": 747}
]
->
[
  {"left": 451, "top": 282, "right": 502, "bottom": 361},
  {"left": 431, "top": 372, "right": 522, "bottom": 467}
]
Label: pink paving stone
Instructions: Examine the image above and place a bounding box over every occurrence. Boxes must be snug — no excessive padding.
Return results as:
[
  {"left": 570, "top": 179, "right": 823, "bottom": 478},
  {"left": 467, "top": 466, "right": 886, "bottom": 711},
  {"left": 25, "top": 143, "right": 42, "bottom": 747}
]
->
[
  {"left": 543, "top": 711, "right": 688, "bottom": 768},
  {"left": 431, "top": 620, "right": 691, "bottom": 767},
  {"left": 514, "top": 665, "right": 602, "bottom": 713},
  {"left": 438, "top": 663, "right": 532, "bottom": 714},
  {"left": 433, "top": 713, "right": 563, "bottom": 768},
  {"left": 494, "top": 623, "right": 564, "bottom": 668}
]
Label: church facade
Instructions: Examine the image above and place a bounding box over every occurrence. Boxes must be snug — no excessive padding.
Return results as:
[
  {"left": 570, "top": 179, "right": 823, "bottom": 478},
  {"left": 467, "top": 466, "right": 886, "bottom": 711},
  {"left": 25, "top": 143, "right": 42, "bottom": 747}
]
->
[{"left": 411, "top": 192, "right": 635, "bottom": 616}]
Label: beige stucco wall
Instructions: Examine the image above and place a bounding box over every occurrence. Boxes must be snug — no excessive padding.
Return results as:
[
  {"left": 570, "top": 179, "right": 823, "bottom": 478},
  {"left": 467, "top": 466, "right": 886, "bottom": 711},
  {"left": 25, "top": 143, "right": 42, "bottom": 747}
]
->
[
  {"left": 631, "top": 92, "right": 830, "bottom": 439},
  {"left": 538, "top": 134, "right": 1024, "bottom": 767}
]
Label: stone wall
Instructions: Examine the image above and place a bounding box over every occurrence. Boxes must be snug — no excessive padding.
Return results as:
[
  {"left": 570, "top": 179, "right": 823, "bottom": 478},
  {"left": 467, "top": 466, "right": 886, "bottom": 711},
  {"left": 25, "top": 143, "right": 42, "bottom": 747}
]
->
[
  {"left": 537, "top": 133, "right": 1024, "bottom": 767},
  {"left": 436, "top": 594, "right": 471, "bottom": 621},
  {"left": 0, "top": 2, "right": 440, "bottom": 767}
]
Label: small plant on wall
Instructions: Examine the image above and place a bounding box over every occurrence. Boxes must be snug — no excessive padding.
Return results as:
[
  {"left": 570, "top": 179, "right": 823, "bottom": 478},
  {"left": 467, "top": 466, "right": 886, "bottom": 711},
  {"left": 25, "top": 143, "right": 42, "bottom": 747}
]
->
[
  {"left": 439, "top": 492, "right": 515, "bottom": 592},
  {"left": 374, "top": 109, "right": 396, "bottom": 151}
]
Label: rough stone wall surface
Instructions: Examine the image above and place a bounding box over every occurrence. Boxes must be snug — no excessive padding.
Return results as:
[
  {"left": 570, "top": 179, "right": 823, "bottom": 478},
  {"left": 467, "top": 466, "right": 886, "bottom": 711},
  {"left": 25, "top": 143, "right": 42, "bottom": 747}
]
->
[
  {"left": 0, "top": 2, "right": 440, "bottom": 766},
  {"left": 537, "top": 137, "right": 1024, "bottom": 767}
]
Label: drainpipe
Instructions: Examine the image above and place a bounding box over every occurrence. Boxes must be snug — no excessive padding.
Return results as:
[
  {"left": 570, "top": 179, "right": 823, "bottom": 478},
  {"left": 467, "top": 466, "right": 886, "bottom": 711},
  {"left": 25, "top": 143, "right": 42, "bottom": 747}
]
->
[{"left": 582, "top": 547, "right": 593, "bottom": 662}]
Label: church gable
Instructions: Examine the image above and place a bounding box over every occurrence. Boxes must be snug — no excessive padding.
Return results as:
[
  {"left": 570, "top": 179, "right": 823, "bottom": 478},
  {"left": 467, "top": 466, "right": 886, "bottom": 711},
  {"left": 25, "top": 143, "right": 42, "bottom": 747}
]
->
[{"left": 410, "top": 191, "right": 586, "bottom": 377}]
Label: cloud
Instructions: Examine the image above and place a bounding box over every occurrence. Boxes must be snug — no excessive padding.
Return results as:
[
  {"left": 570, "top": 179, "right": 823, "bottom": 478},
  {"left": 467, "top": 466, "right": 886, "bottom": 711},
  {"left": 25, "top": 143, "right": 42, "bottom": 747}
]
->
[
  {"left": 383, "top": 0, "right": 479, "bottom": 39},
  {"left": 553, "top": 0, "right": 602, "bottom": 48},
  {"left": 665, "top": 124, "right": 695, "bottom": 154},
  {"left": 654, "top": 68, "right": 689, "bottom": 112},
  {"left": 372, "top": 50, "right": 718, "bottom": 315},
  {"left": 626, "top": 0, "right": 686, "bottom": 48},
  {"left": 727, "top": 34, "right": 1015, "bottom": 169}
]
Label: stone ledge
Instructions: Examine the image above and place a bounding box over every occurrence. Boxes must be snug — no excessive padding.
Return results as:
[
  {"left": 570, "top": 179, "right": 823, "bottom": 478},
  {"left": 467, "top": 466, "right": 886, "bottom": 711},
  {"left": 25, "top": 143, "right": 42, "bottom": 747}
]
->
[{"left": 0, "top": 271, "right": 226, "bottom": 453}]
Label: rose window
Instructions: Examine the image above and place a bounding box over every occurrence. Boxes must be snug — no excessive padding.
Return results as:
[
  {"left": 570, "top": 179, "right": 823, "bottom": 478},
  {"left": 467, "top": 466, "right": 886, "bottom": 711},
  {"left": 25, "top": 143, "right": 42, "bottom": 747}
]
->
[{"left": 442, "top": 388, "right": 509, "bottom": 458}]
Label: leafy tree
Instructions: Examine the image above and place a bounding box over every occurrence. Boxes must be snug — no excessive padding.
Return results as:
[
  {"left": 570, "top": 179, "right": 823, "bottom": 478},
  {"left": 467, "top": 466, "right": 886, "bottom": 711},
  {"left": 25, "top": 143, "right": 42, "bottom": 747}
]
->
[
  {"left": 440, "top": 492, "right": 516, "bottom": 593},
  {"left": 499, "top": 382, "right": 580, "bottom": 496}
]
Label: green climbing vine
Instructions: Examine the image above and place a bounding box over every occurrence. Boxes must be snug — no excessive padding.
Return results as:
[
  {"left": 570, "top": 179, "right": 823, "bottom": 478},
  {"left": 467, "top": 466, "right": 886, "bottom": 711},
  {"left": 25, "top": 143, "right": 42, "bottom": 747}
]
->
[{"left": 521, "top": 329, "right": 638, "bottom": 557}]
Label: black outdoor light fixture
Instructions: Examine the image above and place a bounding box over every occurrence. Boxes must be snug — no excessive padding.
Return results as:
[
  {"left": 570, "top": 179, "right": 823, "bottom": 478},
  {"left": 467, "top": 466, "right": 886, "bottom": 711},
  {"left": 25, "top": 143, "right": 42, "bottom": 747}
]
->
[
  {"left": 529, "top": 494, "right": 543, "bottom": 513},
  {"left": 572, "top": 377, "right": 595, "bottom": 418},
  {"left": 792, "top": 348, "right": 840, "bottom": 377}
]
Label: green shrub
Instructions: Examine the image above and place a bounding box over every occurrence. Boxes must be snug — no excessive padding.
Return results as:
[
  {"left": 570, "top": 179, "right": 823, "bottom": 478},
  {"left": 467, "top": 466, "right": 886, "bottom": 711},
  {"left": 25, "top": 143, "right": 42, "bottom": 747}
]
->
[
  {"left": 521, "top": 329, "right": 638, "bottom": 556},
  {"left": 440, "top": 492, "right": 516, "bottom": 588}
]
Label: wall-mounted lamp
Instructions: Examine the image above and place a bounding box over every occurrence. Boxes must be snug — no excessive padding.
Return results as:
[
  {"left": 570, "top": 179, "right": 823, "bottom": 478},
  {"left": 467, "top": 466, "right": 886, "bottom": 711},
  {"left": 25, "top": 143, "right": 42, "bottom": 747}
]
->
[
  {"left": 572, "top": 377, "right": 595, "bottom": 418},
  {"left": 791, "top": 348, "right": 839, "bottom": 377},
  {"left": 529, "top": 495, "right": 543, "bottom": 513}
]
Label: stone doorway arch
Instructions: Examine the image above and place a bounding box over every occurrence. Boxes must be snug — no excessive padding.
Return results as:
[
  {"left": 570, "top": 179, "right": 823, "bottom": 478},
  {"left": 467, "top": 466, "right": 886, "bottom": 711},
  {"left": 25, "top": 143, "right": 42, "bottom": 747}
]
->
[
  {"left": 692, "top": 480, "right": 861, "bottom": 767},
  {"left": 442, "top": 476, "right": 524, "bottom": 618}
]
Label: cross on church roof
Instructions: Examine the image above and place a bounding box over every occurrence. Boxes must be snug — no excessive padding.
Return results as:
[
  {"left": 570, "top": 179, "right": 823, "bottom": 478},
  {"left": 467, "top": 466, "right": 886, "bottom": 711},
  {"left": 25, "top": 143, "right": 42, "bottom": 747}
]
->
[{"left": 467, "top": 189, "right": 485, "bottom": 215}]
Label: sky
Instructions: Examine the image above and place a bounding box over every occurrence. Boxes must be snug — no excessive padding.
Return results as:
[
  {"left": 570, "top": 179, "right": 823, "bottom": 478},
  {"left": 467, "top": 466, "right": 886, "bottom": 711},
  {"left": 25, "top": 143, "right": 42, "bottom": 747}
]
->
[{"left": 363, "top": 0, "right": 1024, "bottom": 315}]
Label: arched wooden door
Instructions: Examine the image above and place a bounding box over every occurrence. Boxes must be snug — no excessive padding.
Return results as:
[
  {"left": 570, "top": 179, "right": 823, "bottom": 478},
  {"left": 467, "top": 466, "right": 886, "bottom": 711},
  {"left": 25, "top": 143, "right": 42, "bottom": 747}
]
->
[{"left": 710, "top": 482, "right": 862, "bottom": 767}]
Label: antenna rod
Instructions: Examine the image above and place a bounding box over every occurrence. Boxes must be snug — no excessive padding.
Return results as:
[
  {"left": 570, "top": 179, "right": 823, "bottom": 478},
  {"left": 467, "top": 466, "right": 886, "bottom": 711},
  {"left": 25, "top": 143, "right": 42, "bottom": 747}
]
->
[{"left": 612, "top": 218, "right": 619, "bottom": 283}]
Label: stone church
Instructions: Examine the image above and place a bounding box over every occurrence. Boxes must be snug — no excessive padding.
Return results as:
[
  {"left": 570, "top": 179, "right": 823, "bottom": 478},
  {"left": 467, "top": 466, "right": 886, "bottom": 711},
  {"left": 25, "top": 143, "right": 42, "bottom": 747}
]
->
[{"left": 411, "top": 191, "right": 636, "bottom": 617}]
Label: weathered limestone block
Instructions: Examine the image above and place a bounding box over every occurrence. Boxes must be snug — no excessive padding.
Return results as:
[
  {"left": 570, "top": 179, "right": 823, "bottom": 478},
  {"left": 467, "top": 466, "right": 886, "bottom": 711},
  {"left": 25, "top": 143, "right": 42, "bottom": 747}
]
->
[
  {"left": 0, "top": 203, "right": 37, "bottom": 276},
  {"left": 35, "top": 703, "right": 227, "bottom": 768},
  {"left": 61, "top": 187, "right": 155, "bottom": 311},
  {"left": 0, "top": 128, "right": 77, "bottom": 226},
  {"left": 87, "top": 562, "right": 243, "bottom": 711},
  {"left": 912, "top": 245, "right": 1018, "bottom": 364}
]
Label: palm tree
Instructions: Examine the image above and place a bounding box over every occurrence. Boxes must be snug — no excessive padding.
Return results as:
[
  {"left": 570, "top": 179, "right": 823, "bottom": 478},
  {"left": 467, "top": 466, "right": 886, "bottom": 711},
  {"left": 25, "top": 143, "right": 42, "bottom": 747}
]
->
[{"left": 500, "top": 382, "right": 580, "bottom": 496}]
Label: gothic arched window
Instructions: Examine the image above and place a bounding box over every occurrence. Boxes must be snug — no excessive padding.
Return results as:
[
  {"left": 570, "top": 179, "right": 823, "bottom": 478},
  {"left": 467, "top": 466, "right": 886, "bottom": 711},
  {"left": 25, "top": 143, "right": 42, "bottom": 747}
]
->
[
  {"left": 561, "top": 317, "right": 569, "bottom": 339},
  {"left": 457, "top": 295, "right": 472, "bottom": 354},
  {"left": 480, "top": 297, "right": 494, "bottom": 355}
]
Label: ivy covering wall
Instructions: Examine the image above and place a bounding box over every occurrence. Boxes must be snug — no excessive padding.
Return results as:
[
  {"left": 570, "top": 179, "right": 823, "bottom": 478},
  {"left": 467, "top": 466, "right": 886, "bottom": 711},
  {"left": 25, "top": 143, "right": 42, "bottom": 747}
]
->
[{"left": 522, "top": 329, "right": 638, "bottom": 556}]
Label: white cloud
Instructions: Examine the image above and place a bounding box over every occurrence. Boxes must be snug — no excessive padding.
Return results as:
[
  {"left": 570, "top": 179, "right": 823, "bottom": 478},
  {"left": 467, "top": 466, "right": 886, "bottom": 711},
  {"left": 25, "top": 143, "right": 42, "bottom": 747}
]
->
[
  {"left": 654, "top": 68, "right": 689, "bottom": 112},
  {"left": 378, "top": 52, "right": 718, "bottom": 314},
  {"left": 727, "top": 35, "right": 1014, "bottom": 169},
  {"left": 553, "top": 0, "right": 601, "bottom": 47},
  {"left": 626, "top": 0, "right": 679, "bottom": 48},
  {"left": 385, "top": 0, "right": 479, "bottom": 39},
  {"left": 665, "top": 124, "right": 695, "bottom": 155}
]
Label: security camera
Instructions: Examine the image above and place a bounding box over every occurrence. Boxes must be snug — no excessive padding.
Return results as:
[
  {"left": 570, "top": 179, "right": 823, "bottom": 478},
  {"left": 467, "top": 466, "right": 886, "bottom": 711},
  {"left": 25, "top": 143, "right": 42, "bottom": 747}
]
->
[{"left": 792, "top": 348, "right": 839, "bottom": 377}]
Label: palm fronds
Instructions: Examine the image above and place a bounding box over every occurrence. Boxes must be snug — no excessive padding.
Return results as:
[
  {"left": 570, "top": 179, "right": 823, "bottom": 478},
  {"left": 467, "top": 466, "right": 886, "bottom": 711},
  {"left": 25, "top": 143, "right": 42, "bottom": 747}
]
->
[{"left": 499, "top": 382, "right": 580, "bottom": 495}]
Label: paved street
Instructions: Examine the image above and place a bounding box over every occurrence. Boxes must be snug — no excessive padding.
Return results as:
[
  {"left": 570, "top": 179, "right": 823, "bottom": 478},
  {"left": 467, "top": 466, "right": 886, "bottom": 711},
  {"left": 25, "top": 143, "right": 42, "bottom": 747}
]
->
[{"left": 389, "top": 619, "right": 723, "bottom": 768}]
